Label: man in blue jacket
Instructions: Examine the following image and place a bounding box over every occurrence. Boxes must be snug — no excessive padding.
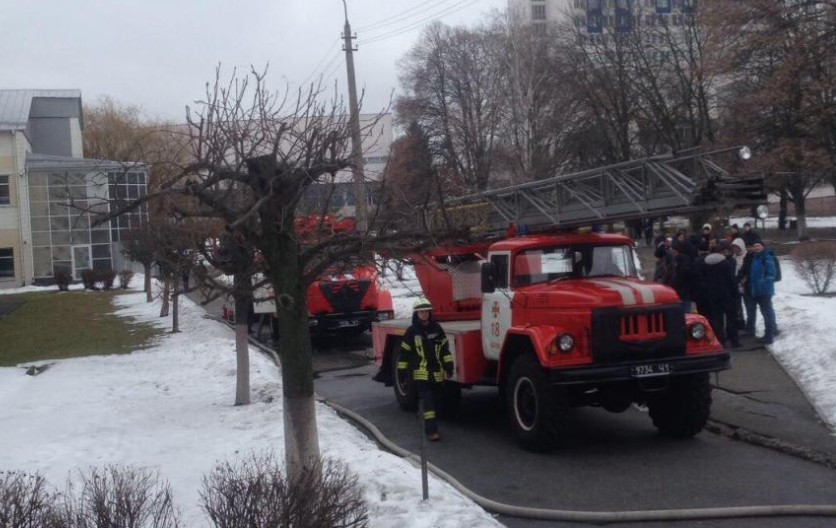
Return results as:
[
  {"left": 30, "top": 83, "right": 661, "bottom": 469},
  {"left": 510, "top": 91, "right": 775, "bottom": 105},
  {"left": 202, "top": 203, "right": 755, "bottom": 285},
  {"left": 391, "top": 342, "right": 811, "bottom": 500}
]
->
[{"left": 745, "top": 242, "right": 779, "bottom": 344}]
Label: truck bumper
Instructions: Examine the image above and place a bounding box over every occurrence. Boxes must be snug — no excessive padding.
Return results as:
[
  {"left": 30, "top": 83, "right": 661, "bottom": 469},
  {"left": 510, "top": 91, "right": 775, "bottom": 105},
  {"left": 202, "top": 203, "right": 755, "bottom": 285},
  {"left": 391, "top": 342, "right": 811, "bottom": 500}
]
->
[
  {"left": 548, "top": 353, "right": 731, "bottom": 386},
  {"left": 309, "top": 310, "right": 395, "bottom": 333}
]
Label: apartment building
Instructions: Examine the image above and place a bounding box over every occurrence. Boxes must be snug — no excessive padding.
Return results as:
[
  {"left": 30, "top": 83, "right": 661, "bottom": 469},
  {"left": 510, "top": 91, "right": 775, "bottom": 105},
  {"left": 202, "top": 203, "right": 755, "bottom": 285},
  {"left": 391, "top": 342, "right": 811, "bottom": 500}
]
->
[{"left": 508, "top": 0, "right": 697, "bottom": 34}]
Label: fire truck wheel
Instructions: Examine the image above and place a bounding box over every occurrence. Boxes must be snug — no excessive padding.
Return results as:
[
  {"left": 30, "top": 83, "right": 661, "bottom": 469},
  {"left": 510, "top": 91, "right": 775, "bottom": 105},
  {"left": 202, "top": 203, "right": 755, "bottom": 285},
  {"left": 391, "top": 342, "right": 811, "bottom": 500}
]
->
[
  {"left": 392, "top": 343, "right": 418, "bottom": 412},
  {"left": 506, "top": 354, "right": 569, "bottom": 451},
  {"left": 648, "top": 373, "right": 711, "bottom": 438}
]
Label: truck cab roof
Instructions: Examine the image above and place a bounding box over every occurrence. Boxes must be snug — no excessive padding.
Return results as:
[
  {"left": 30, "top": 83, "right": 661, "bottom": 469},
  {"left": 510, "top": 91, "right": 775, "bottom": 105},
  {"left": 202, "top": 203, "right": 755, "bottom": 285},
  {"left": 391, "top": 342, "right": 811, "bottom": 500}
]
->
[{"left": 489, "top": 232, "right": 633, "bottom": 253}]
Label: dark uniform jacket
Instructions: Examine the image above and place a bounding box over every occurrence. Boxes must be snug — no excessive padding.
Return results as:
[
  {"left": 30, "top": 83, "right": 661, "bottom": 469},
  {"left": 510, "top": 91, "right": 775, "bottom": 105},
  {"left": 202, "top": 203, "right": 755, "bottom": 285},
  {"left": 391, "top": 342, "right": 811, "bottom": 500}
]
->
[{"left": 398, "top": 313, "right": 454, "bottom": 383}]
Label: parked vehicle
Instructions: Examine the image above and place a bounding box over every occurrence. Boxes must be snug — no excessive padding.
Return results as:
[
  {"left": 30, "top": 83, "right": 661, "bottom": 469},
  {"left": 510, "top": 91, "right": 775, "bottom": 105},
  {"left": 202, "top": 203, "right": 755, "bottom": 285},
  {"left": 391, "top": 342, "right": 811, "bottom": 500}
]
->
[{"left": 372, "top": 232, "right": 728, "bottom": 450}]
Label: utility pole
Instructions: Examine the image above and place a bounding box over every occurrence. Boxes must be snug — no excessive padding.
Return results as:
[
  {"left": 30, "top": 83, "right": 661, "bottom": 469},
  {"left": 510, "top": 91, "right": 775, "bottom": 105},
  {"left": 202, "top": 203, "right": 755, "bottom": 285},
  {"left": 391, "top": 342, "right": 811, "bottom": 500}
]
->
[{"left": 342, "top": 0, "right": 367, "bottom": 232}]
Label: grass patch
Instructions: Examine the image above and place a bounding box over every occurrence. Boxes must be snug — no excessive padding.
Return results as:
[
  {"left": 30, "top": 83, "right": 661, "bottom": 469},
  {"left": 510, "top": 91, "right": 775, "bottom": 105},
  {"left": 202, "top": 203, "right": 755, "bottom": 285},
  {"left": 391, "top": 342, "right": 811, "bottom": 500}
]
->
[{"left": 0, "top": 290, "right": 161, "bottom": 367}]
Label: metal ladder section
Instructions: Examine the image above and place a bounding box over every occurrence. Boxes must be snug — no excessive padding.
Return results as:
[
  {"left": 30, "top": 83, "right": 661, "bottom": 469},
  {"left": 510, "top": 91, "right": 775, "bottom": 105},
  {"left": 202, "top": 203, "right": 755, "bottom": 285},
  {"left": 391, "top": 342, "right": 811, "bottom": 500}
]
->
[{"left": 423, "top": 147, "right": 766, "bottom": 234}]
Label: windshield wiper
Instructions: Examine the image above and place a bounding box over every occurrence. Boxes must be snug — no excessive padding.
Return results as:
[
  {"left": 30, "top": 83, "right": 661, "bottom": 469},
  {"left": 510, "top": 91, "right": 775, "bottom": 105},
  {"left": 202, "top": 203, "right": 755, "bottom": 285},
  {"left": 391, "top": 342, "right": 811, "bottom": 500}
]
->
[{"left": 548, "top": 275, "right": 576, "bottom": 284}]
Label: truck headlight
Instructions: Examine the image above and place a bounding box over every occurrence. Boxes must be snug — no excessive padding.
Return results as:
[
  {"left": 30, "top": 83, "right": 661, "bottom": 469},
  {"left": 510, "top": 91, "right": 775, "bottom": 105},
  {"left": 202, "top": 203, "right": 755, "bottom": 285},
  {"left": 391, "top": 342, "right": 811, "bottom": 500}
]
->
[
  {"left": 690, "top": 323, "right": 706, "bottom": 340},
  {"left": 558, "top": 334, "right": 574, "bottom": 353}
]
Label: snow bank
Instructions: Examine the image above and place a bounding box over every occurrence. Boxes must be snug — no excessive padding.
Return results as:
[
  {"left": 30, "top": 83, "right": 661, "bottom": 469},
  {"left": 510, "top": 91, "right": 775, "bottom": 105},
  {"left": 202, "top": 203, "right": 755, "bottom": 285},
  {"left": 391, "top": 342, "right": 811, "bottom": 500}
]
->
[
  {"left": 767, "top": 257, "right": 836, "bottom": 432},
  {"left": 0, "top": 284, "right": 500, "bottom": 527},
  {"left": 0, "top": 283, "right": 84, "bottom": 295},
  {"left": 730, "top": 216, "right": 836, "bottom": 230}
]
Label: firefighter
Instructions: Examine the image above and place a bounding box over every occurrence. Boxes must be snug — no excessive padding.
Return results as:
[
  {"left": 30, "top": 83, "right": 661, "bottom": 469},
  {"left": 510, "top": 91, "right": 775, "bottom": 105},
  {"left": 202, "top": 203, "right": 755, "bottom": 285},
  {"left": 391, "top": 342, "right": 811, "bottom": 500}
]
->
[{"left": 398, "top": 297, "right": 453, "bottom": 441}]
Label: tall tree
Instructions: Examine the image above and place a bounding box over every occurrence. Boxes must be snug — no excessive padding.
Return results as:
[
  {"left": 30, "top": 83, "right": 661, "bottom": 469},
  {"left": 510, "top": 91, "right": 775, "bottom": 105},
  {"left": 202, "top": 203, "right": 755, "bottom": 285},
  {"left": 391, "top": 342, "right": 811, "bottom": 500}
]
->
[
  {"left": 104, "top": 68, "right": 451, "bottom": 479},
  {"left": 720, "top": 0, "right": 835, "bottom": 239},
  {"left": 397, "top": 22, "right": 505, "bottom": 191}
]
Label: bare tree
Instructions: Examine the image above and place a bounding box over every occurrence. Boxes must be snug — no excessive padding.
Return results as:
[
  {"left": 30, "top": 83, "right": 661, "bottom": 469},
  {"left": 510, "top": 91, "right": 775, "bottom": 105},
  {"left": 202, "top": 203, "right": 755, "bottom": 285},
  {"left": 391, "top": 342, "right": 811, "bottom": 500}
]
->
[
  {"left": 719, "top": 0, "right": 835, "bottom": 239},
  {"left": 397, "top": 22, "right": 505, "bottom": 191},
  {"left": 122, "top": 225, "right": 159, "bottom": 302},
  {"left": 97, "top": 67, "right": 450, "bottom": 479}
]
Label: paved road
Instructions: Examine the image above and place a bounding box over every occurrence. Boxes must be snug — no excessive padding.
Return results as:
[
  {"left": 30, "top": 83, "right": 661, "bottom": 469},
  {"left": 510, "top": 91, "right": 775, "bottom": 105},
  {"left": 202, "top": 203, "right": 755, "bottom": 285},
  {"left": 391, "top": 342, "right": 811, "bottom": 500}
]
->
[{"left": 315, "top": 361, "right": 836, "bottom": 528}]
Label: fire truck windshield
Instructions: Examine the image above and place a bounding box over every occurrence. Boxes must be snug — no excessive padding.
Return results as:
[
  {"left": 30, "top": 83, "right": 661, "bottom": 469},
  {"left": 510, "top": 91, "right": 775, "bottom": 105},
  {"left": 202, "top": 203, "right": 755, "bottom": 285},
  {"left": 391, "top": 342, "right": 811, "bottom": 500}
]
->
[{"left": 513, "top": 245, "right": 637, "bottom": 286}]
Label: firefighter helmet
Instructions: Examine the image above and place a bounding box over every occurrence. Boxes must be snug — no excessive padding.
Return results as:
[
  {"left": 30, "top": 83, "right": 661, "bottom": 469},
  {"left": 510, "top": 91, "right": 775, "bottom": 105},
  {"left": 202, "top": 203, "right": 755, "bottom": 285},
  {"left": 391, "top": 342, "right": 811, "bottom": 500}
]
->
[{"left": 413, "top": 297, "right": 433, "bottom": 312}]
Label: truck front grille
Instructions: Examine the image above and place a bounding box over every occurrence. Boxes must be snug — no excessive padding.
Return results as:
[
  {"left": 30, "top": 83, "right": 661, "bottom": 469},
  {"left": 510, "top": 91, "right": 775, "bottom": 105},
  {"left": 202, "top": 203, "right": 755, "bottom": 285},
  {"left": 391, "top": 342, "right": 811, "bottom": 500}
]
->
[
  {"left": 620, "top": 311, "right": 666, "bottom": 342},
  {"left": 592, "top": 305, "right": 685, "bottom": 363}
]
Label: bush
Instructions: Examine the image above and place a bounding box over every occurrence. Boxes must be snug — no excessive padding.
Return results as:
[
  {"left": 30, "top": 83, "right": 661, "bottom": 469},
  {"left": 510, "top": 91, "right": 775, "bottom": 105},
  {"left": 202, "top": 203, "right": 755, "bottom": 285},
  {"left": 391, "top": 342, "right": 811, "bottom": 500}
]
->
[
  {"left": 791, "top": 242, "right": 836, "bottom": 295},
  {"left": 80, "top": 270, "right": 118, "bottom": 291},
  {"left": 99, "top": 269, "right": 117, "bottom": 290},
  {"left": 0, "top": 470, "right": 59, "bottom": 528},
  {"left": 200, "top": 453, "right": 368, "bottom": 528},
  {"left": 119, "top": 270, "right": 135, "bottom": 289},
  {"left": 54, "top": 271, "right": 72, "bottom": 292},
  {"left": 56, "top": 465, "right": 180, "bottom": 528}
]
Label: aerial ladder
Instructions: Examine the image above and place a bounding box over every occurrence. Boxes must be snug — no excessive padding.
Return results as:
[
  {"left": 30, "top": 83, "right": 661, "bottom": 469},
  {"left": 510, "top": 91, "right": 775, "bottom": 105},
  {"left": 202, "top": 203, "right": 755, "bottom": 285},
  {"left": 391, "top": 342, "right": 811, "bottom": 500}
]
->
[{"left": 421, "top": 146, "right": 765, "bottom": 235}]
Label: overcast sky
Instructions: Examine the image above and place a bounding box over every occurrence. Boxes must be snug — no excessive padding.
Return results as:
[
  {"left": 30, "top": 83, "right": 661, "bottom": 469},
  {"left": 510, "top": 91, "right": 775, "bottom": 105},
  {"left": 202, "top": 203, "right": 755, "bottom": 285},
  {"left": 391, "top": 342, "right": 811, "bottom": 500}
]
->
[{"left": 2, "top": 0, "right": 505, "bottom": 124}]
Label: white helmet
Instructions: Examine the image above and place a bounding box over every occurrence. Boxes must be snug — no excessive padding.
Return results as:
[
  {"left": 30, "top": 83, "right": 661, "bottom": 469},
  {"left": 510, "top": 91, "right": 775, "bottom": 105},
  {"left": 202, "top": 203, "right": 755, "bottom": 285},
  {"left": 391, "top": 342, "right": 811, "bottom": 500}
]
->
[{"left": 413, "top": 297, "right": 433, "bottom": 312}]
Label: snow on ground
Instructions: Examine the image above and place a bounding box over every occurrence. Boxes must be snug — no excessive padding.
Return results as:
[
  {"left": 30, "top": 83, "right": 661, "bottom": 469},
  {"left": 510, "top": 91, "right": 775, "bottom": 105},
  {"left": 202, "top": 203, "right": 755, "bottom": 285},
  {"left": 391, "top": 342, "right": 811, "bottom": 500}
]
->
[
  {"left": 0, "top": 283, "right": 84, "bottom": 295},
  {"left": 730, "top": 216, "right": 836, "bottom": 230},
  {"left": 767, "top": 258, "right": 836, "bottom": 432},
  {"left": 0, "top": 286, "right": 500, "bottom": 527}
]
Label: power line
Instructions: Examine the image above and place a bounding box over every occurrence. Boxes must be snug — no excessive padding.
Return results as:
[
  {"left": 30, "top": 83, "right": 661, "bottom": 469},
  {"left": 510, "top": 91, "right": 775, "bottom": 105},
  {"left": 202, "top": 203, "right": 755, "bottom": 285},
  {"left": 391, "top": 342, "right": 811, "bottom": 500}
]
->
[
  {"left": 300, "top": 38, "right": 341, "bottom": 87},
  {"left": 359, "top": 0, "right": 483, "bottom": 46},
  {"left": 357, "top": 0, "right": 458, "bottom": 33}
]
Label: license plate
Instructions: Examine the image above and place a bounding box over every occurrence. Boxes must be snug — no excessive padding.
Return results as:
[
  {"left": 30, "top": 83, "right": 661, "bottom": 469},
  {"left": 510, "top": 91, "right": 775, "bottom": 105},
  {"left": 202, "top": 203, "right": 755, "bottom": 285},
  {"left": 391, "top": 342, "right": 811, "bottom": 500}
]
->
[
  {"left": 338, "top": 320, "right": 360, "bottom": 328},
  {"left": 631, "top": 363, "right": 671, "bottom": 377}
]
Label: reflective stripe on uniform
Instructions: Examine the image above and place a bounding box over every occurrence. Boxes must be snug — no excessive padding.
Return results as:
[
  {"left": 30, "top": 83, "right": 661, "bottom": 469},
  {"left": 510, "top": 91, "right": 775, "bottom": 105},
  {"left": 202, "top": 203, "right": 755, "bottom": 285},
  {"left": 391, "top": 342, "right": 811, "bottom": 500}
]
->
[
  {"left": 423, "top": 411, "right": 436, "bottom": 420},
  {"left": 401, "top": 341, "right": 412, "bottom": 351},
  {"left": 396, "top": 361, "right": 408, "bottom": 370}
]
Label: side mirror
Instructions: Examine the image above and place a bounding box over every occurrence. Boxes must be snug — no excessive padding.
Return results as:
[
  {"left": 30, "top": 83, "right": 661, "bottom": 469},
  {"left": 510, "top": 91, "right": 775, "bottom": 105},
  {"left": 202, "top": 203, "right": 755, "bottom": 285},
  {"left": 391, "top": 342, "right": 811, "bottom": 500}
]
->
[{"left": 481, "top": 262, "right": 496, "bottom": 294}]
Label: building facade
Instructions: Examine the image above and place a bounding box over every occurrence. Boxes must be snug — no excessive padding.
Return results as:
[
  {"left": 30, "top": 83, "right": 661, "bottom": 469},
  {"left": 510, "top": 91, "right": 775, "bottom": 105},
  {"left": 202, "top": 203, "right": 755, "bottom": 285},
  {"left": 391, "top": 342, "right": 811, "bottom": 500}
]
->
[
  {"left": 0, "top": 90, "right": 147, "bottom": 288},
  {"left": 508, "top": 0, "right": 697, "bottom": 34}
]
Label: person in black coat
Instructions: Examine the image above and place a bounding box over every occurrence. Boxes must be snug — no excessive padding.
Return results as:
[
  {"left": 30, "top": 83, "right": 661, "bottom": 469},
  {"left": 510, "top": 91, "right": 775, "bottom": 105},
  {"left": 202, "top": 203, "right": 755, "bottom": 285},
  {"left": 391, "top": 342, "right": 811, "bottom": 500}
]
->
[
  {"left": 671, "top": 241, "right": 696, "bottom": 314},
  {"left": 697, "top": 246, "right": 740, "bottom": 347}
]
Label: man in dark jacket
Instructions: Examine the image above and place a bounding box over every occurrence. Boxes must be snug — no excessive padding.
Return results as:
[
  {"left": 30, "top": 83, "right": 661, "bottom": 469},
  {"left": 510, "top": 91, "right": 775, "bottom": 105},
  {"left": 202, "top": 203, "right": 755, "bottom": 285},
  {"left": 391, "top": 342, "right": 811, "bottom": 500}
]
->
[
  {"left": 697, "top": 246, "right": 740, "bottom": 348},
  {"left": 671, "top": 241, "right": 696, "bottom": 314},
  {"left": 398, "top": 297, "right": 454, "bottom": 441}
]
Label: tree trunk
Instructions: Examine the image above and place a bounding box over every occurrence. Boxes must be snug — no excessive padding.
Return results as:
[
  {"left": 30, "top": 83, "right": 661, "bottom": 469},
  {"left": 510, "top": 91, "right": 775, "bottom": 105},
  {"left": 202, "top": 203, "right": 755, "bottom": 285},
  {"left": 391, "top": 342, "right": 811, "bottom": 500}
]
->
[
  {"left": 796, "top": 199, "right": 809, "bottom": 241},
  {"left": 233, "top": 274, "right": 251, "bottom": 406},
  {"left": 160, "top": 278, "right": 170, "bottom": 318},
  {"left": 143, "top": 263, "right": 153, "bottom": 303},
  {"left": 270, "top": 236, "right": 320, "bottom": 481},
  {"left": 778, "top": 188, "right": 788, "bottom": 231},
  {"left": 171, "top": 276, "right": 180, "bottom": 333}
]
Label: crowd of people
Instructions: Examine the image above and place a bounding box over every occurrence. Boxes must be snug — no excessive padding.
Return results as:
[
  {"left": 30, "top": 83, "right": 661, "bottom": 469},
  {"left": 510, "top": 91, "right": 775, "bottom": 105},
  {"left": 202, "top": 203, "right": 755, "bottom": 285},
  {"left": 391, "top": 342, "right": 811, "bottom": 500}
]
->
[{"left": 652, "top": 222, "right": 780, "bottom": 347}]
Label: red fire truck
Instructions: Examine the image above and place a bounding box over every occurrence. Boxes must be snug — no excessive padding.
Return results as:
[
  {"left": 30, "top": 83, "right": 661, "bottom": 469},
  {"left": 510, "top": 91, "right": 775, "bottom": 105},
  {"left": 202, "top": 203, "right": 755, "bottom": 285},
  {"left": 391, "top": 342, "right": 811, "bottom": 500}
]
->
[
  {"left": 370, "top": 148, "right": 764, "bottom": 450},
  {"left": 252, "top": 216, "right": 394, "bottom": 335},
  {"left": 372, "top": 232, "right": 727, "bottom": 449}
]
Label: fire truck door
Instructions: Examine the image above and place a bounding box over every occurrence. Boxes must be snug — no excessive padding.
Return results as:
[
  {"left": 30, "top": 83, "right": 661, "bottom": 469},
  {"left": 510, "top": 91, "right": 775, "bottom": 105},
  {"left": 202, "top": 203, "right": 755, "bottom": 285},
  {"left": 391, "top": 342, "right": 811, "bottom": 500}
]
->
[{"left": 482, "top": 252, "right": 513, "bottom": 361}]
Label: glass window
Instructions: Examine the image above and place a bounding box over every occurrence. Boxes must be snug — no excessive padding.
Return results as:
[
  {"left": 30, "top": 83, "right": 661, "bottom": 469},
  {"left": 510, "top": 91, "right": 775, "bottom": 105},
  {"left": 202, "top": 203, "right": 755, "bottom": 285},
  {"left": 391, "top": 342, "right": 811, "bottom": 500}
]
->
[
  {"left": 53, "top": 245, "right": 71, "bottom": 261},
  {"left": 0, "top": 248, "right": 13, "bottom": 278},
  {"left": 92, "top": 244, "right": 111, "bottom": 259},
  {"left": 52, "top": 231, "right": 71, "bottom": 245},
  {"left": 91, "top": 230, "right": 111, "bottom": 244},
  {"left": 48, "top": 173, "right": 68, "bottom": 186},
  {"left": 28, "top": 185, "right": 48, "bottom": 202},
  {"left": 511, "top": 245, "right": 637, "bottom": 287},
  {"left": 490, "top": 254, "right": 510, "bottom": 289},
  {"left": 128, "top": 172, "right": 137, "bottom": 184},
  {"left": 0, "top": 175, "right": 10, "bottom": 206},
  {"left": 70, "top": 231, "right": 91, "bottom": 244},
  {"left": 31, "top": 231, "right": 52, "bottom": 247},
  {"left": 93, "top": 259, "right": 112, "bottom": 271},
  {"left": 29, "top": 173, "right": 48, "bottom": 187},
  {"left": 31, "top": 217, "right": 50, "bottom": 231},
  {"left": 50, "top": 216, "right": 70, "bottom": 232},
  {"left": 532, "top": 4, "right": 546, "bottom": 19},
  {"left": 49, "top": 201, "right": 69, "bottom": 217}
]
